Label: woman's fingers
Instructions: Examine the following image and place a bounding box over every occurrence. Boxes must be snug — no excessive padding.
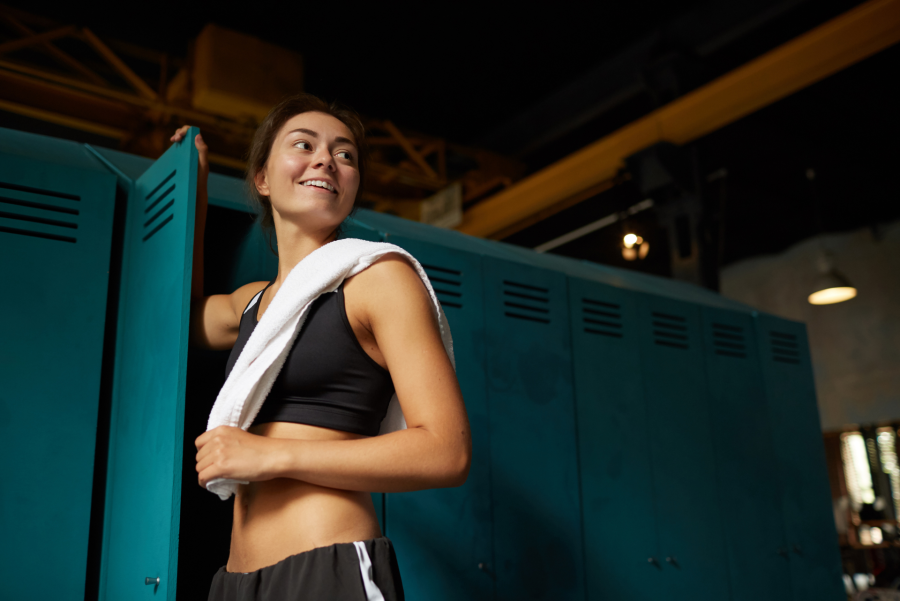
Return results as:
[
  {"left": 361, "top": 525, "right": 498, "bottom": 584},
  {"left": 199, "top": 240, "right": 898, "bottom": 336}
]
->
[
  {"left": 195, "top": 133, "right": 209, "bottom": 173},
  {"left": 195, "top": 426, "right": 215, "bottom": 450},
  {"left": 193, "top": 426, "right": 278, "bottom": 488},
  {"left": 169, "top": 124, "right": 191, "bottom": 143},
  {"left": 198, "top": 464, "right": 220, "bottom": 488},
  {"left": 196, "top": 449, "right": 217, "bottom": 474},
  {"left": 169, "top": 127, "right": 208, "bottom": 174}
]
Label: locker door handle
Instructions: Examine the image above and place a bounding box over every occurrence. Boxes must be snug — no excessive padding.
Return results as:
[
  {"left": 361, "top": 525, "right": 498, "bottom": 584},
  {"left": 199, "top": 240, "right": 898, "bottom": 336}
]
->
[
  {"left": 648, "top": 557, "right": 661, "bottom": 569},
  {"left": 145, "top": 577, "right": 160, "bottom": 586},
  {"left": 666, "top": 556, "right": 680, "bottom": 569}
]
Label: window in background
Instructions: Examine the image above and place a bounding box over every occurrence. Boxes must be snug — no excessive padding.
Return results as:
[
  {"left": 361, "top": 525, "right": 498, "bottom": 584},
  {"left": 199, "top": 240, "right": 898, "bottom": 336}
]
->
[
  {"left": 876, "top": 428, "right": 900, "bottom": 522},
  {"left": 842, "top": 432, "right": 875, "bottom": 509}
]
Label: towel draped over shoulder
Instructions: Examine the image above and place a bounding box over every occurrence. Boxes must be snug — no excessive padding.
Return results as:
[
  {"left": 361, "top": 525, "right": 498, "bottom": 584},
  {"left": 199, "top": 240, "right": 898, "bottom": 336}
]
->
[{"left": 205, "top": 238, "right": 455, "bottom": 500}]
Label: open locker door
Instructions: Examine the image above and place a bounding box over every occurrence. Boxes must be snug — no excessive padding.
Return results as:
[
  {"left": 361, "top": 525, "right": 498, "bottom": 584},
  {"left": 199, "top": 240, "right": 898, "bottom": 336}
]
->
[{"left": 99, "top": 130, "right": 199, "bottom": 600}]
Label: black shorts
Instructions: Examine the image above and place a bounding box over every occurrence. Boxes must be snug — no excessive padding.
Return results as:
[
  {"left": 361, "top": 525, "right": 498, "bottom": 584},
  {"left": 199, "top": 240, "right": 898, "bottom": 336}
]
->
[{"left": 207, "top": 537, "right": 404, "bottom": 601}]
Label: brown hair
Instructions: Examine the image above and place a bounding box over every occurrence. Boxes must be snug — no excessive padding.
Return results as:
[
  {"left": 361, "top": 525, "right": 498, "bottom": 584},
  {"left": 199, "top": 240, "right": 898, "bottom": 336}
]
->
[{"left": 245, "top": 93, "right": 368, "bottom": 254}]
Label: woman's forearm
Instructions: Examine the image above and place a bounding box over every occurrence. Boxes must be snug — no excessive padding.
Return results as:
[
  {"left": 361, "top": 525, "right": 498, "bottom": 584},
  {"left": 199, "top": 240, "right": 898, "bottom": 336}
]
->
[
  {"left": 191, "top": 171, "right": 208, "bottom": 301},
  {"left": 271, "top": 426, "right": 471, "bottom": 493}
]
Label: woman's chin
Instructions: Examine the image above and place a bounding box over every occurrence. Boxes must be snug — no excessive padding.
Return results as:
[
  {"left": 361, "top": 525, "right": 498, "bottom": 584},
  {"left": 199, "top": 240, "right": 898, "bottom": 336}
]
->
[{"left": 275, "top": 212, "right": 351, "bottom": 236}]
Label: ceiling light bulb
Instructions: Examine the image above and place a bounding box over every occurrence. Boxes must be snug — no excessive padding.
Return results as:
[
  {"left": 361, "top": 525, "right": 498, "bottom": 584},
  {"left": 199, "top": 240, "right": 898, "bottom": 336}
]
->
[
  {"left": 623, "top": 233, "right": 637, "bottom": 248},
  {"left": 808, "top": 266, "right": 857, "bottom": 305},
  {"left": 808, "top": 287, "right": 857, "bottom": 305}
]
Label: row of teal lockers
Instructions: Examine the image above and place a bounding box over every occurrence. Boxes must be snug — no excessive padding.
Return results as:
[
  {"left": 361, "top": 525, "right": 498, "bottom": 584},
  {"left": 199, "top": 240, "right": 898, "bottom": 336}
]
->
[{"left": 0, "top": 126, "right": 844, "bottom": 600}]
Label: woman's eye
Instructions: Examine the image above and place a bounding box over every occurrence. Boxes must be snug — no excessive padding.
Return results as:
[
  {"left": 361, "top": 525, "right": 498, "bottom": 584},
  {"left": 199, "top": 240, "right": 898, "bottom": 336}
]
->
[
  {"left": 294, "top": 141, "right": 312, "bottom": 150},
  {"left": 336, "top": 151, "right": 353, "bottom": 161}
]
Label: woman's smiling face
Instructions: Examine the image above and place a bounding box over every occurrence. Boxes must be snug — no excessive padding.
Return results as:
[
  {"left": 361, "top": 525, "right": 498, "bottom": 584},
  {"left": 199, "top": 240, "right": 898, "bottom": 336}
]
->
[{"left": 255, "top": 111, "right": 360, "bottom": 234}]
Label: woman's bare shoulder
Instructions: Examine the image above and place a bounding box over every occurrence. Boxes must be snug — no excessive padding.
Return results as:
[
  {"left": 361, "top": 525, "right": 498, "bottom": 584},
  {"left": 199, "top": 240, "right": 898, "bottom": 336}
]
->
[
  {"left": 346, "top": 253, "right": 424, "bottom": 296},
  {"left": 344, "top": 253, "right": 435, "bottom": 330},
  {"left": 229, "top": 280, "right": 272, "bottom": 315}
]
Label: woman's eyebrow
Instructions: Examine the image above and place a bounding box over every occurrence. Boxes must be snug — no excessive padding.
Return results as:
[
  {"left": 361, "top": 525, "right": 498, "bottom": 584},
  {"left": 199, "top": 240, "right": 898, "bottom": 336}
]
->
[
  {"left": 288, "top": 128, "right": 318, "bottom": 137},
  {"left": 286, "top": 128, "right": 356, "bottom": 148}
]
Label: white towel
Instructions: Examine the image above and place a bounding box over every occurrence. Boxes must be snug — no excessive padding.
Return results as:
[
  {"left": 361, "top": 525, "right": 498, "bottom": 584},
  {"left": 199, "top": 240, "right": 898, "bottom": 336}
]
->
[{"left": 205, "top": 238, "right": 455, "bottom": 500}]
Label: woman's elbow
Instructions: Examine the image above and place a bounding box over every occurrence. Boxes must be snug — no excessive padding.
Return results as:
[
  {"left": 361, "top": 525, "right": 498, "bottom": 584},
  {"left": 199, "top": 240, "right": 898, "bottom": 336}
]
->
[{"left": 441, "top": 443, "right": 471, "bottom": 488}]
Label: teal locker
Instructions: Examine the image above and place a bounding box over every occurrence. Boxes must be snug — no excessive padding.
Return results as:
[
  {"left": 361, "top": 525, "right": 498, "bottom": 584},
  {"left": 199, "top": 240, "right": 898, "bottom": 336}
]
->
[
  {"left": 483, "top": 257, "right": 585, "bottom": 601},
  {"left": 755, "top": 314, "right": 844, "bottom": 600},
  {"left": 0, "top": 152, "right": 116, "bottom": 600},
  {"left": 701, "top": 307, "right": 791, "bottom": 601},
  {"left": 383, "top": 235, "right": 494, "bottom": 601},
  {"left": 635, "top": 294, "right": 730, "bottom": 601},
  {"left": 0, "top": 126, "right": 847, "bottom": 601},
  {"left": 209, "top": 209, "right": 275, "bottom": 297},
  {"left": 568, "top": 277, "right": 663, "bottom": 600},
  {"left": 341, "top": 214, "right": 386, "bottom": 244},
  {"left": 99, "top": 130, "right": 199, "bottom": 600}
]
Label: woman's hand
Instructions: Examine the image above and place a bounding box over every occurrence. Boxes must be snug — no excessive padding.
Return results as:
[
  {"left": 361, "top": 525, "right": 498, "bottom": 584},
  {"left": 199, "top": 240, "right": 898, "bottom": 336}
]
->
[
  {"left": 170, "top": 125, "right": 209, "bottom": 176},
  {"left": 195, "top": 426, "right": 283, "bottom": 488}
]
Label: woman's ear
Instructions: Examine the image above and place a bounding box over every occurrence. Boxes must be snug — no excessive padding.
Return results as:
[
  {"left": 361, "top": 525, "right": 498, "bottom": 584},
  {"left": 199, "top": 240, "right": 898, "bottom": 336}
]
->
[{"left": 254, "top": 168, "right": 269, "bottom": 197}]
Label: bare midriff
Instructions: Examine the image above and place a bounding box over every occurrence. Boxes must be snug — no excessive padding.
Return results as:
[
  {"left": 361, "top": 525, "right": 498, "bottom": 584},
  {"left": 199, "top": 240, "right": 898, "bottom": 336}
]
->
[{"left": 225, "top": 421, "right": 382, "bottom": 573}]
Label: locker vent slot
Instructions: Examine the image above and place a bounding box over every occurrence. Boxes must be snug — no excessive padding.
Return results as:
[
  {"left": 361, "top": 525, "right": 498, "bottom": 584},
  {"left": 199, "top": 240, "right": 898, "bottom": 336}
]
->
[
  {"left": 712, "top": 323, "right": 746, "bottom": 358},
  {"left": 652, "top": 311, "right": 688, "bottom": 349},
  {"left": 582, "top": 298, "right": 622, "bottom": 338},
  {"left": 422, "top": 263, "right": 462, "bottom": 309},
  {"left": 503, "top": 280, "right": 550, "bottom": 324},
  {"left": 0, "top": 181, "right": 80, "bottom": 201},
  {"left": 145, "top": 170, "right": 176, "bottom": 202},
  {"left": 770, "top": 331, "right": 800, "bottom": 364},
  {"left": 0, "top": 225, "right": 76, "bottom": 243},
  {"left": 0, "top": 195, "right": 79, "bottom": 215},
  {"left": 0, "top": 183, "right": 79, "bottom": 243},
  {"left": 142, "top": 170, "right": 176, "bottom": 242},
  {"left": 0, "top": 210, "right": 77, "bottom": 230}
]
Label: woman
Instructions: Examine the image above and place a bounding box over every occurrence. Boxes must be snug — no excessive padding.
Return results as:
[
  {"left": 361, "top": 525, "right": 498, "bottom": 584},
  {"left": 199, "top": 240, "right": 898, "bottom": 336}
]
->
[{"left": 175, "top": 93, "right": 471, "bottom": 600}]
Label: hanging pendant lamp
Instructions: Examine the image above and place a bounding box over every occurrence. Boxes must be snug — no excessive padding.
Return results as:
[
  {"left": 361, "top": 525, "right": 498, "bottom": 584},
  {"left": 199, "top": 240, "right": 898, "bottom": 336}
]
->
[{"left": 808, "top": 250, "right": 857, "bottom": 305}]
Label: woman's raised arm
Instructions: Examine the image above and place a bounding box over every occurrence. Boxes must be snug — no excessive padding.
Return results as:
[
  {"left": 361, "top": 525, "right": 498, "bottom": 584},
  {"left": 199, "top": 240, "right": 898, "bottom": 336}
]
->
[{"left": 170, "top": 126, "right": 266, "bottom": 350}]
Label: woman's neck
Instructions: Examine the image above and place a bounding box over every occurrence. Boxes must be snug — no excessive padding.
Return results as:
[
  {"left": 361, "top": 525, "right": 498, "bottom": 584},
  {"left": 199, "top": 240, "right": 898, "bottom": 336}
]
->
[{"left": 270, "top": 220, "right": 339, "bottom": 289}]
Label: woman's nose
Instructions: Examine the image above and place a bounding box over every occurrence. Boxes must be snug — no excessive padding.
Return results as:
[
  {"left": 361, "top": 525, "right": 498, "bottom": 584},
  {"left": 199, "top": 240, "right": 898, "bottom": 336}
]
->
[{"left": 312, "top": 149, "right": 336, "bottom": 170}]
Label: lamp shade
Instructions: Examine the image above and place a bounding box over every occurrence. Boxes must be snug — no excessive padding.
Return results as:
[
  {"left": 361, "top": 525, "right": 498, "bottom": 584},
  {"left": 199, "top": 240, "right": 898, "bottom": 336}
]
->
[{"left": 808, "top": 269, "right": 857, "bottom": 305}]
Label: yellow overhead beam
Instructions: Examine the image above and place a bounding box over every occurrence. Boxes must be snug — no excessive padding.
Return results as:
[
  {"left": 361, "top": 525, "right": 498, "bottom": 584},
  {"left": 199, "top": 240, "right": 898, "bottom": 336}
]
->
[{"left": 458, "top": 0, "right": 900, "bottom": 238}]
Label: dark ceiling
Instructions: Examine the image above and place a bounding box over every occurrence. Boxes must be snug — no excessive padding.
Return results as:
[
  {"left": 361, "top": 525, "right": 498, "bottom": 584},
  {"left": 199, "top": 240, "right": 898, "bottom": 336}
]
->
[
  {"left": 506, "top": 41, "right": 900, "bottom": 273},
  {"left": 4, "top": 0, "right": 898, "bottom": 282},
  {"left": 5, "top": 0, "right": 705, "bottom": 143}
]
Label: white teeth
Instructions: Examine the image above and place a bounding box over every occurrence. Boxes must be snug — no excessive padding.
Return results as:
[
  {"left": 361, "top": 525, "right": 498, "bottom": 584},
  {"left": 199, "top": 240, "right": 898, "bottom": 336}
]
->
[{"left": 302, "top": 180, "right": 335, "bottom": 192}]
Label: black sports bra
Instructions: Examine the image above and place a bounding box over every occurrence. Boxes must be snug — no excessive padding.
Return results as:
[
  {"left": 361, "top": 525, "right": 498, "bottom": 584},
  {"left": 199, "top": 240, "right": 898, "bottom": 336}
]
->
[{"left": 224, "top": 281, "right": 395, "bottom": 436}]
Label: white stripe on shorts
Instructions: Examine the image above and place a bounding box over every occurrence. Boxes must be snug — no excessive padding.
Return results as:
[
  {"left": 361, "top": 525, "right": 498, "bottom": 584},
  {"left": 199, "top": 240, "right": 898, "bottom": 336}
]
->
[{"left": 353, "top": 541, "right": 385, "bottom": 601}]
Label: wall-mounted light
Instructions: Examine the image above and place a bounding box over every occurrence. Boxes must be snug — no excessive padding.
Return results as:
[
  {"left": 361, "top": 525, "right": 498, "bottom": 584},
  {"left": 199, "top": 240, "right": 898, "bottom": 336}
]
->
[
  {"left": 808, "top": 250, "right": 857, "bottom": 305},
  {"left": 622, "top": 233, "right": 649, "bottom": 261}
]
